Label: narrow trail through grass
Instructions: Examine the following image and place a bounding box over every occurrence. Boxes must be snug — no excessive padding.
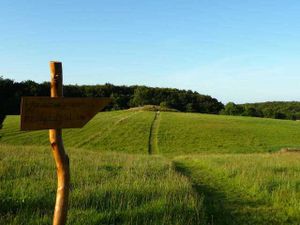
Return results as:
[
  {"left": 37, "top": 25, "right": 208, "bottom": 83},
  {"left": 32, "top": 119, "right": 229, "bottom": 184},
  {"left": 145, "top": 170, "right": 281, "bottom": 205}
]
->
[
  {"left": 173, "top": 155, "right": 300, "bottom": 225},
  {"left": 148, "top": 112, "right": 160, "bottom": 155}
]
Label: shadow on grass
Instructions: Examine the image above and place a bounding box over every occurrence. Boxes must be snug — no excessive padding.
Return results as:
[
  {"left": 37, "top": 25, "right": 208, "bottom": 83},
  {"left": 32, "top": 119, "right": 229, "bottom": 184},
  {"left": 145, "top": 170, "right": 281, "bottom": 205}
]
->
[
  {"left": 1, "top": 194, "right": 200, "bottom": 225},
  {"left": 0, "top": 194, "right": 54, "bottom": 215},
  {"left": 173, "top": 161, "right": 292, "bottom": 225},
  {"left": 68, "top": 203, "right": 201, "bottom": 225}
]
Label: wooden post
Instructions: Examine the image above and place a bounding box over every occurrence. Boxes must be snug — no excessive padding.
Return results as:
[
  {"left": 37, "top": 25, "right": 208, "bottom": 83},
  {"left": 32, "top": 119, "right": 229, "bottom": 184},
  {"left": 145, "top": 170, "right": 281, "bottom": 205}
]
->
[{"left": 49, "top": 61, "right": 70, "bottom": 225}]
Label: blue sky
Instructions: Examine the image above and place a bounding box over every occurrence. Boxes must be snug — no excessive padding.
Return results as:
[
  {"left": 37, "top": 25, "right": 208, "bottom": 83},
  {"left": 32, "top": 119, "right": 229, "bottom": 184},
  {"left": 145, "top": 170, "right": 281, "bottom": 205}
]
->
[{"left": 1, "top": 0, "right": 300, "bottom": 103}]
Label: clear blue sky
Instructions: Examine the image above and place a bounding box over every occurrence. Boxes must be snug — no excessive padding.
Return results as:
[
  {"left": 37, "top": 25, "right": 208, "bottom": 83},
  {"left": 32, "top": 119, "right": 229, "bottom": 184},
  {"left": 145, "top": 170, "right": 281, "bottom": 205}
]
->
[{"left": 1, "top": 0, "right": 300, "bottom": 103}]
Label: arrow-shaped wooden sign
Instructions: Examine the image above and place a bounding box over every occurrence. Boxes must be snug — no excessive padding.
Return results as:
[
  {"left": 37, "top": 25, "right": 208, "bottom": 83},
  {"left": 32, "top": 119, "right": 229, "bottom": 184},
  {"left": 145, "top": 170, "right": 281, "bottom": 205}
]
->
[{"left": 20, "top": 97, "right": 111, "bottom": 130}]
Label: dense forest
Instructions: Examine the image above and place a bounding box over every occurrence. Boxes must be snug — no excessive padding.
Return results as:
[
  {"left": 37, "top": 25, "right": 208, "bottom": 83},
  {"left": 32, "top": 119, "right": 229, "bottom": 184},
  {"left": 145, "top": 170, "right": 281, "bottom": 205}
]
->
[
  {"left": 0, "top": 77, "right": 223, "bottom": 127},
  {"left": 1, "top": 77, "right": 300, "bottom": 130}
]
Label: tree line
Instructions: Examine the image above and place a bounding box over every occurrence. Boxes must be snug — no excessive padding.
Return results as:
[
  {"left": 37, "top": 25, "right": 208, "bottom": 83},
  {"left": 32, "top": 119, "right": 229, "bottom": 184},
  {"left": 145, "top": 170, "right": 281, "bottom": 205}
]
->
[
  {"left": 221, "top": 102, "right": 300, "bottom": 120},
  {"left": 0, "top": 77, "right": 223, "bottom": 127}
]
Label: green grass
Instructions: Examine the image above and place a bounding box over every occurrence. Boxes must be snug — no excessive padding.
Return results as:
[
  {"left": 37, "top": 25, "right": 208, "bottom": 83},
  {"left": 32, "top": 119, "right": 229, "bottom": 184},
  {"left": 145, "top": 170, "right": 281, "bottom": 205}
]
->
[
  {"left": 0, "top": 110, "right": 154, "bottom": 154},
  {"left": 174, "top": 153, "right": 300, "bottom": 225},
  {"left": 2, "top": 111, "right": 300, "bottom": 155},
  {"left": 2, "top": 110, "right": 300, "bottom": 224},
  {"left": 158, "top": 112, "right": 300, "bottom": 154},
  {"left": 0, "top": 144, "right": 204, "bottom": 225}
]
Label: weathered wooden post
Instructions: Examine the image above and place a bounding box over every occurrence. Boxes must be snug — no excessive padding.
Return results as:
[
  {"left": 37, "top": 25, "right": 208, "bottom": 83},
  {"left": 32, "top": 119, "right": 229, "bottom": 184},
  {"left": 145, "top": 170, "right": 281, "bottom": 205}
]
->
[
  {"left": 49, "top": 61, "right": 70, "bottom": 225},
  {"left": 20, "top": 61, "right": 111, "bottom": 225}
]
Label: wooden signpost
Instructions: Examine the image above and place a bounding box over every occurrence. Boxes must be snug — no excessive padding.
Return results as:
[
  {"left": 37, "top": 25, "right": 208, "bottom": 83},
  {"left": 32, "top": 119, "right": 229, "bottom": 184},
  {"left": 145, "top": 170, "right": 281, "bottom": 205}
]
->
[{"left": 20, "top": 61, "right": 111, "bottom": 225}]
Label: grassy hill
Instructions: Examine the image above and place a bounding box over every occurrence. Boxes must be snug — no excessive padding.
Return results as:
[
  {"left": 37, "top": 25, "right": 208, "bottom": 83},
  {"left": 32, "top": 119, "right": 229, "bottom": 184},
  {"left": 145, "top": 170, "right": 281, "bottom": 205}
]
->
[
  {"left": 158, "top": 113, "right": 300, "bottom": 154},
  {"left": 1, "top": 110, "right": 300, "bottom": 224},
  {"left": 1, "top": 111, "right": 300, "bottom": 154},
  {"left": 1, "top": 111, "right": 154, "bottom": 153}
]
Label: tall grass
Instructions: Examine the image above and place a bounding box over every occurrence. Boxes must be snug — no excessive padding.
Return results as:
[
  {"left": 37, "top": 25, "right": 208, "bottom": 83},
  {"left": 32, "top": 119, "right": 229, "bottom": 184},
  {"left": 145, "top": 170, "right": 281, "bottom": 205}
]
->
[
  {"left": 0, "top": 144, "right": 205, "bottom": 225},
  {"left": 174, "top": 153, "right": 300, "bottom": 225}
]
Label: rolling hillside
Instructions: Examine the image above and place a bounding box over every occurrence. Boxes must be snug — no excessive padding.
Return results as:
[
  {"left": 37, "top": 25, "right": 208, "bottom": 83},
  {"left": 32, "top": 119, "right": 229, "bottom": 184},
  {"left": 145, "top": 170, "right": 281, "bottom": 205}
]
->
[
  {"left": 1, "top": 110, "right": 300, "bottom": 224},
  {"left": 1, "top": 110, "right": 300, "bottom": 154}
]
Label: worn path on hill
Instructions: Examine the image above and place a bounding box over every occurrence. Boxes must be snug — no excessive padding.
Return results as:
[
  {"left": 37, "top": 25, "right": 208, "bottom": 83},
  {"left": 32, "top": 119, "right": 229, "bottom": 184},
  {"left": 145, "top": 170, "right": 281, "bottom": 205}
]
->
[{"left": 148, "top": 111, "right": 160, "bottom": 154}]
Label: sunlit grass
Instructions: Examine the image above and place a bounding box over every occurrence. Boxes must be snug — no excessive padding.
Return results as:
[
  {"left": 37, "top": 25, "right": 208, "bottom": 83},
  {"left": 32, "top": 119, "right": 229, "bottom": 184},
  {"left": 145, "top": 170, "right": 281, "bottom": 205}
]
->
[
  {"left": 2, "top": 110, "right": 300, "bottom": 224},
  {"left": 0, "top": 110, "right": 154, "bottom": 154},
  {"left": 0, "top": 144, "right": 204, "bottom": 225},
  {"left": 2, "top": 111, "right": 300, "bottom": 155},
  {"left": 174, "top": 153, "right": 300, "bottom": 225},
  {"left": 159, "top": 112, "right": 300, "bottom": 154}
]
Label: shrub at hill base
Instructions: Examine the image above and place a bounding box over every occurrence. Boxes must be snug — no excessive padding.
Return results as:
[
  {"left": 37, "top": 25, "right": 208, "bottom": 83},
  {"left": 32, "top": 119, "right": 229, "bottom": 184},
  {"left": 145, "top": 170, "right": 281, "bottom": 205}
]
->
[{"left": 220, "top": 102, "right": 244, "bottom": 116}]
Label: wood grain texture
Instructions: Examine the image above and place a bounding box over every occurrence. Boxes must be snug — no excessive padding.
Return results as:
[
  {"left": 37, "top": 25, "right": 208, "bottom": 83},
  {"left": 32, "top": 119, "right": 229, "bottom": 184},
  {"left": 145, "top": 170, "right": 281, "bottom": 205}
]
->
[
  {"left": 49, "top": 61, "right": 70, "bottom": 225},
  {"left": 20, "top": 97, "right": 111, "bottom": 130}
]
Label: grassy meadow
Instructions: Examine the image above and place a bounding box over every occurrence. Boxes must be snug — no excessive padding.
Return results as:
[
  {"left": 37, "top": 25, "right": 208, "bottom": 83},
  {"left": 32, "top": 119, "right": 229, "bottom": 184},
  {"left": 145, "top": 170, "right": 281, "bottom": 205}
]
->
[
  {"left": 158, "top": 112, "right": 300, "bottom": 154},
  {"left": 174, "top": 153, "right": 300, "bottom": 225},
  {"left": 1, "top": 110, "right": 300, "bottom": 224},
  {"left": 1, "top": 111, "right": 154, "bottom": 154},
  {"left": 2, "top": 111, "right": 300, "bottom": 154},
  {"left": 0, "top": 144, "right": 204, "bottom": 225}
]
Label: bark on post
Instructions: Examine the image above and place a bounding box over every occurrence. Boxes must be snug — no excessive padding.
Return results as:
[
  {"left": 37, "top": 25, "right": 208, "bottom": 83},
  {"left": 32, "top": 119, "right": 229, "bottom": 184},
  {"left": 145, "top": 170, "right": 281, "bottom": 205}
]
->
[{"left": 49, "top": 61, "right": 70, "bottom": 225}]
